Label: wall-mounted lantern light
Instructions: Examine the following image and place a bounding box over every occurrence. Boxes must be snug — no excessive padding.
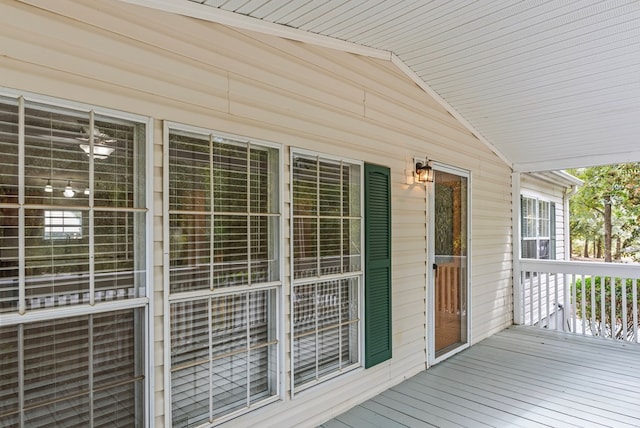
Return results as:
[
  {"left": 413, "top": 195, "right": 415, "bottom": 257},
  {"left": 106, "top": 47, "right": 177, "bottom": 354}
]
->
[{"left": 415, "top": 158, "right": 434, "bottom": 183}]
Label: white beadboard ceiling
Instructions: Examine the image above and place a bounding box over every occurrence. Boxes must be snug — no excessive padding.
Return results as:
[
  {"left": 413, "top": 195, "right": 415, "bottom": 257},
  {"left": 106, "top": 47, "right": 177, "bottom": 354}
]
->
[{"left": 127, "top": 0, "right": 640, "bottom": 172}]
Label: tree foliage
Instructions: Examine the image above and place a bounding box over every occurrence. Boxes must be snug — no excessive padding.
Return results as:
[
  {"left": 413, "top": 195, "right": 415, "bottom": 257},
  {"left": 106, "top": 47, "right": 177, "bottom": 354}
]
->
[{"left": 568, "top": 163, "right": 640, "bottom": 261}]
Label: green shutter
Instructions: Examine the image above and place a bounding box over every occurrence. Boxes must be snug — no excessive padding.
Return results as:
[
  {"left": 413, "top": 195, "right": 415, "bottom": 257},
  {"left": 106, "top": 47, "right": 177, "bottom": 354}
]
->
[
  {"left": 550, "top": 202, "right": 556, "bottom": 259},
  {"left": 364, "top": 163, "right": 392, "bottom": 368}
]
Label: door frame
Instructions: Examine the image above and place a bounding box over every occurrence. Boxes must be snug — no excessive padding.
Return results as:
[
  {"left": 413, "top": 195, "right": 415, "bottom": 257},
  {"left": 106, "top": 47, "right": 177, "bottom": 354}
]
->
[{"left": 426, "top": 162, "right": 472, "bottom": 367}]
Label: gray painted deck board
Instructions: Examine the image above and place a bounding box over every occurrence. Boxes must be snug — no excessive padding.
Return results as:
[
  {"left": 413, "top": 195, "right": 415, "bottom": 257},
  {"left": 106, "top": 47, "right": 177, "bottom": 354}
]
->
[{"left": 320, "top": 326, "right": 640, "bottom": 428}]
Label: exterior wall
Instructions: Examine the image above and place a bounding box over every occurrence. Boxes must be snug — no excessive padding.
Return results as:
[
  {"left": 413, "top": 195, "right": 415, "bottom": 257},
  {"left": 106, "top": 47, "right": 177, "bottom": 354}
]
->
[
  {"left": 520, "top": 174, "right": 571, "bottom": 326},
  {"left": 1, "top": 1, "right": 513, "bottom": 426},
  {"left": 520, "top": 174, "right": 570, "bottom": 260}
]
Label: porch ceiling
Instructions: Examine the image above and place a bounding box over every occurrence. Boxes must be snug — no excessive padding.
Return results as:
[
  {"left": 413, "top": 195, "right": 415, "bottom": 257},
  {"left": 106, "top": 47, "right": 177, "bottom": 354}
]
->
[{"left": 128, "top": 0, "right": 640, "bottom": 172}]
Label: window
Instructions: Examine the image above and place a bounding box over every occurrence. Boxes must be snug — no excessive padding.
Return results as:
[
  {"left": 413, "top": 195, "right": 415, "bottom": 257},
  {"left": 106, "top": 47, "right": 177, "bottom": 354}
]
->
[
  {"left": 44, "top": 210, "right": 83, "bottom": 240},
  {"left": 291, "top": 151, "right": 362, "bottom": 392},
  {"left": 167, "top": 126, "right": 280, "bottom": 426},
  {"left": 0, "top": 93, "right": 148, "bottom": 426},
  {"left": 521, "top": 196, "right": 556, "bottom": 259}
]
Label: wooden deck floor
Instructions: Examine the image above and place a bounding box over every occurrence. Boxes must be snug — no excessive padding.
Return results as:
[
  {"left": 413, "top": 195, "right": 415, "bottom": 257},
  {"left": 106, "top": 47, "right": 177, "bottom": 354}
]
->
[{"left": 320, "top": 326, "right": 640, "bottom": 428}]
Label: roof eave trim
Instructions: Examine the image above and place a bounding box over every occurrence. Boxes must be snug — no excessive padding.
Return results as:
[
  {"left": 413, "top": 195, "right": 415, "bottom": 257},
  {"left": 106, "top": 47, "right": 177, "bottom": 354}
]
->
[
  {"left": 525, "top": 171, "right": 583, "bottom": 188},
  {"left": 514, "top": 150, "right": 640, "bottom": 173},
  {"left": 390, "top": 55, "right": 512, "bottom": 169},
  {"left": 119, "top": 0, "right": 512, "bottom": 169},
  {"left": 118, "top": 0, "right": 391, "bottom": 60}
]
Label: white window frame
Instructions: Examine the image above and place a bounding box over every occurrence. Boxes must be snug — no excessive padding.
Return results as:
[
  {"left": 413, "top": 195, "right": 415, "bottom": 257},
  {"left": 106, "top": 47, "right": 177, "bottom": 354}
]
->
[
  {"left": 163, "top": 122, "right": 284, "bottom": 427},
  {"left": 0, "top": 87, "right": 154, "bottom": 427},
  {"left": 43, "top": 209, "right": 83, "bottom": 240},
  {"left": 521, "top": 195, "right": 552, "bottom": 260},
  {"left": 289, "top": 148, "right": 364, "bottom": 395}
]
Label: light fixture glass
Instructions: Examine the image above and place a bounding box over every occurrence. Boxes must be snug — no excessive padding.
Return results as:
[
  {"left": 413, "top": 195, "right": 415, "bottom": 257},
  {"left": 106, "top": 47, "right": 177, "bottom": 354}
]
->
[
  {"left": 415, "top": 159, "right": 434, "bottom": 183},
  {"left": 79, "top": 143, "right": 115, "bottom": 160},
  {"left": 63, "top": 181, "right": 75, "bottom": 198},
  {"left": 44, "top": 179, "right": 53, "bottom": 193}
]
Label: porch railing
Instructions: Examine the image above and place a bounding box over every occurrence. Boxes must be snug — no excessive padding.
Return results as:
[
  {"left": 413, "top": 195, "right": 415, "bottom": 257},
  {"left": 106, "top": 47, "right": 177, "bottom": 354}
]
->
[{"left": 517, "top": 259, "right": 640, "bottom": 343}]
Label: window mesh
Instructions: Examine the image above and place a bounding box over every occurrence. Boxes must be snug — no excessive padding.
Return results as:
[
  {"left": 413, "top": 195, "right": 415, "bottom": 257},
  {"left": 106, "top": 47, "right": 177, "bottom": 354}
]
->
[
  {"left": 1, "top": 309, "right": 144, "bottom": 427},
  {"left": 0, "top": 94, "right": 147, "bottom": 427},
  {"left": 168, "top": 128, "right": 280, "bottom": 425},
  {"left": 291, "top": 153, "right": 361, "bottom": 390},
  {"left": 0, "top": 98, "right": 146, "bottom": 312}
]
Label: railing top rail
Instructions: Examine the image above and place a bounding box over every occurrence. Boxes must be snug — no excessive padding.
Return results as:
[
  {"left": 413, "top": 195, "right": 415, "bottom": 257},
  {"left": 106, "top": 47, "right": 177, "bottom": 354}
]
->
[{"left": 519, "top": 258, "right": 640, "bottom": 277}]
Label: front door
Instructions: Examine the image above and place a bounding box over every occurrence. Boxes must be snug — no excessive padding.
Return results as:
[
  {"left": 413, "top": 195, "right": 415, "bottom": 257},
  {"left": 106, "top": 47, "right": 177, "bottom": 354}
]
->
[{"left": 428, "top": 166, "right": 469, "bottom": 364}]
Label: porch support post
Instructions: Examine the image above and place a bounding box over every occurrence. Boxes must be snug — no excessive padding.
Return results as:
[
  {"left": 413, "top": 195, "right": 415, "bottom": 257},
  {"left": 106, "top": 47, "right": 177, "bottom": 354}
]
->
[{"left": 512, "top": 172, "right": 523, "bottom": 324}]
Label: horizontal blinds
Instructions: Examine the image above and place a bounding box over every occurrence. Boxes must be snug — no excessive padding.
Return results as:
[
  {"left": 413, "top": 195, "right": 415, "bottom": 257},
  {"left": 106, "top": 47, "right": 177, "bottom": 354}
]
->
[
  {"left": 170, "top": 290, "right": 277, "bottom": 427},
  {"left": 0, "top": 99, "right": 22, "bottom": 312},
  {"left": 94, "top": 210, "right": 137, "bottom": 298},
  {"left": 291, "top": 152, "right": 362, "bottom": 389},
  {"left": 538, "top": 200, "right": 550, "bottom": 237},
  {"left": 168, "top": 126, "right": 280, "bottom": 424},
  {"left": 0, "top": 98, "right": 19, "bottom": 204},
  {"left": 293, "top": 217, "right": 317, "bottom": 279},
  {"left": 168, "top": 129, "right": 279, "bottom": 294},
  {"left": 0, "top": 205, "right": 19, "bottom": 312},
  {"left": 292, "top": 156, "right": 317, "bottom": 216},
  {"left": 0, "top": 93, "right": 146, "bottom": 428},
  {"left": 213, "top": 143, "right": 248, "bottom": 213},
  {"left": 292, "top": 155, "right": 362, "bottom": 279},
  {"left": 0, "top": 325, "right": 19, "bottom": 420},
  {"left": 170, "top": 214, "right": 211, "bottom": 293},
  {"left": 92, "top": 117, "right": 137, "bottom": 209},
  {"left": 318, "top": 160, "right": 341, "bottom": 216},
  {"left": 522, "top": 196, "right": 537, "bottom": 238},
  {"left": 292, "top": 277, "right": 359, "bottom": 388},
  {"left": 213, "top": 216, "right": 249, "bottom": 287},
  {"left": 169, "top": 132, "right": 211, "bottom": 212},
  {"left": 0, "top": 309, "right": 142, "bottom": 427},
  {"left": 0, "top": 97, "right": 146, "bottom": 313},
  {"left": 250, "top": 216, "right": 277, "bottom": 283},
  {"left": 23, "top": 102, "right": 90, "bottom": 208}
]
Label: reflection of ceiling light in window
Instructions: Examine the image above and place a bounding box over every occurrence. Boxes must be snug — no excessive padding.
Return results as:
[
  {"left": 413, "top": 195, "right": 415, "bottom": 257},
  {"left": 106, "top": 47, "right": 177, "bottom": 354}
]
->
[
  {"left": 63, "top": 181, "right": 75, "bottom": 198},
  {"left": 44, "top": 179, "right": 53, "bottom": 193},
  {"left": 79, "top": 143, "right": 115, "bottom": 160},
  {"left": 77, "top": 126, "right": 116, "bottom": 159},
  {"left": 84, "top": 188, "right": 90, "bottom": 196}
]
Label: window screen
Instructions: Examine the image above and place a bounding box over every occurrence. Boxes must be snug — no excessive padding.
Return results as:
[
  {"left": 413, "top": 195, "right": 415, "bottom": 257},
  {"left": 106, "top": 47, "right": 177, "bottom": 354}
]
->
[
  {"left": 291, "top": 152, "right": 362, "bottom": 391},
  {"left": 0, "top": 92, "right": 148, "bottom": 427},
  {"left": 167, "top": 127, "right": 280, "bottom": 425}
]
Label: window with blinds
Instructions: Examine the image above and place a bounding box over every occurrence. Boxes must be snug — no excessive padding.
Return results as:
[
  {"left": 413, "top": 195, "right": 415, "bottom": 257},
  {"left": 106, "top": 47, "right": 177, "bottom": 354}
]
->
[
  {"left": 0, "top": 93, "right": 148, "bottom": 427},
  {"left": 521, "top": 196, "right": 555, "bottom": 260},
  {"left": 167, "top": 126, "right": 280, "bottom": 426},
  {"left": 1, "top": 309, "right": 144, "bottom": 427},
  {"left": 291, "top": 152, "right": 362, "bottom": 391}
]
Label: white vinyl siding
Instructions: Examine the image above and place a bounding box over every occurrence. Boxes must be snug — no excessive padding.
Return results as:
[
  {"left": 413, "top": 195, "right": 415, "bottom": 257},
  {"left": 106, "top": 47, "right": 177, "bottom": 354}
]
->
[
  {"left": 0, "top": 93, "right": 148, "bottom": 427},
  {"left": 2, "top": 2, "right": 514, "bottom": 426},
  {"left": 520, "top": 177, "right": 571, "bottom": 327},
  {"left": 291, "top": 152, "right": 362, "bottom": 392},
  {"left": 166, "top": 125, "right": 281, "bottom": 426}
]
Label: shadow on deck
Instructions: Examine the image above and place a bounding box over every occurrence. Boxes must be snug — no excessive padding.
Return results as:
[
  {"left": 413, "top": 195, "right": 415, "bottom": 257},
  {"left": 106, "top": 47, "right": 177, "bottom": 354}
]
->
[{"left": 320, "top": 326, "right": 640, "bottom": 428}]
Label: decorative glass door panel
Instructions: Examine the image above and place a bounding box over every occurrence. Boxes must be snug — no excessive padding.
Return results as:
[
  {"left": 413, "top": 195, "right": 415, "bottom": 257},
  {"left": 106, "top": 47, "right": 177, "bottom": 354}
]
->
[{"left": 433, "top": 169, "right": 468, "bottom": 358}]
